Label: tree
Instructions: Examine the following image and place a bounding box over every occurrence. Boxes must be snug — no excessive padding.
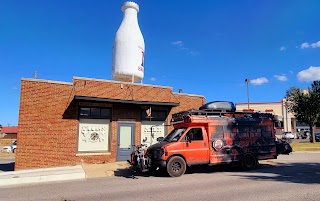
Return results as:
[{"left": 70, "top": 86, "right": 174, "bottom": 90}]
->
[{"left": 285, "top": 81, "right": 320, "bottom": 143}]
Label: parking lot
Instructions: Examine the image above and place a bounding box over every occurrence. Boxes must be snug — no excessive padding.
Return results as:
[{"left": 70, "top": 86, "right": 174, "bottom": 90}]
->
[{"left": 0, "top": 146, "right": 15, "bottom": 172}]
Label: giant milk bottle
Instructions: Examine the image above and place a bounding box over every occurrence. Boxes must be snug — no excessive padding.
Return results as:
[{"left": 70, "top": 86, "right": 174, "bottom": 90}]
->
[{"left": 112, "top": 1, "right": 145, "bottom": 83}]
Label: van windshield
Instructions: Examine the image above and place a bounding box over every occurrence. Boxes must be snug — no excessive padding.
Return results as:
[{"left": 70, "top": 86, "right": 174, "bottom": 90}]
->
[{"left": 163, "top": 128, "right": 187, "bottom": 142}]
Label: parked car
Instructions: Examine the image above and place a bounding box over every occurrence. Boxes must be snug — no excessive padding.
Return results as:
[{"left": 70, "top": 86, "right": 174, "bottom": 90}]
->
[
  {"left": 310, "top": 133, "right": 320, "bottom": 142},
  {"left": 282, "top": 132, "right": 295, "bottom": 139},
  {"left": 297, "top": 131, "right": 309, "bottom": 139},
  {"left": 1, "top": 140, "right": 17, "bottom": 153}
]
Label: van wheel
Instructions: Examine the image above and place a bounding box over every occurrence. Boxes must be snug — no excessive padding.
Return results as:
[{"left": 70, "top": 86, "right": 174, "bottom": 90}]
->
[
  {"left": 241, "top": 153, "right": 257, "bottom": 170},
  {"left": 167, "top": 156, "right": 186, "bottom": 177}
]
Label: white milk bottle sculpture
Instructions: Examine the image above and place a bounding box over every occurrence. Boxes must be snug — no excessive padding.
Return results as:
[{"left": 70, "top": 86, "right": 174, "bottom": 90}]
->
[{"left": 112, "top": 1, "right": 145, "bottom": 83}]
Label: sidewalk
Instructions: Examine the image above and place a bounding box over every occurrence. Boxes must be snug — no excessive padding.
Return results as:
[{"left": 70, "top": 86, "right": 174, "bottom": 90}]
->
[
  {"left": 0, "top": 161, "right": 131, "bottom": 188},
  {"left": 81, "top": 161, "right": 131, "bottom": 178}
]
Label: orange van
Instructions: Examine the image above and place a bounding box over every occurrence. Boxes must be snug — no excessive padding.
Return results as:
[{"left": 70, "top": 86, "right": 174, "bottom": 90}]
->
[{"left": 132, "top": 101, "right": 292, "bottom": 177}]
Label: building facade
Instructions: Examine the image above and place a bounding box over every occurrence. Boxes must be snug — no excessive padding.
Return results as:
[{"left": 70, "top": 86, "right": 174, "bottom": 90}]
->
[
  {"left": 236, "top": 100, "right": 297, "bottom": 136},
  {"left": 16, "top": 77, "right": 205, "bottom": 170}
]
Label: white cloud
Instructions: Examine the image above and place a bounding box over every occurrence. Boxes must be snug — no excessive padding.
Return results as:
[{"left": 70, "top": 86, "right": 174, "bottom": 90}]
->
[
  {"left": 171, "top": 41, "right": 183, "bottom": 46},
  {"left": 300, "top": 41, "right": 320, "bottom": 49},
  {"left": 150, "top": 77, "right": 156, "bottom": 81},
  {"left": 301, "top": 42, "right": 309, "bottom": 49},
  {"left": 274, "top": 74, "right": 287, "bottom": 81},
  {"left": 280, "top": 46, "right": 286, "bottom": 51},
  {"left": 171, "top": 40, "right": 199, "bottom": 55},
  {"left": 311, "top": 41, "right": 320, "bottom": 48},
  {"left": 297, "top": 66, "right": 320, "bottom": 82},
  {"left": 250, "top": 77, "right": 269, "bottom": 85},
  {"left": 289, "top": 71, "right": 294, "bottom": 74},
  {"left": 188, "top": 51, "right": 199, "bottom": 55}
]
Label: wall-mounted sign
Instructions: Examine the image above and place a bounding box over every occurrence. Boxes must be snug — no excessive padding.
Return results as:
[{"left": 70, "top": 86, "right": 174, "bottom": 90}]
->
[
  {"left": 78, "top": 119, "right": 110, "bottom": 152},
  {"left": 141, "top": 121, "right": 166, "bottom": 147}
]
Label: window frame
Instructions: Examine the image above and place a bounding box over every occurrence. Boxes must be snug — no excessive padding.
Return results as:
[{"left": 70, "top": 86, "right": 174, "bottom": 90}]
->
[
  {"left": 185, "top": 128, "right": 204, "bottom": 141},
  {"left": 79, "top": 107, "right": 112, "bottom": 119},
  {"left": 141, "top": 109, "right": 168, "bottom": 121}
]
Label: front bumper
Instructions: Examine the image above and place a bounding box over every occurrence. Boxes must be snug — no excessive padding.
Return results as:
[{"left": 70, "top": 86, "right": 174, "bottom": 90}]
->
[
  {"left": 1, "top": 148, "right": 11, "bottom": 153},
  {"left": 150, "top": 159, "right": 166, "bottom": 169}
]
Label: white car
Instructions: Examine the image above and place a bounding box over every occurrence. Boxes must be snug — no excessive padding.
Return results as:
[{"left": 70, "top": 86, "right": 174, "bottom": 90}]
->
[
  {"left": 282, "top": 132, "right": 295, "bottom": 139},
  {"left": 1, "top": 140, "right": 17, "bottom": 153}
]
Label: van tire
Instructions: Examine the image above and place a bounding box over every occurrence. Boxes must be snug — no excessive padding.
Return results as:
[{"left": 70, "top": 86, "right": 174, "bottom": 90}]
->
[
  {"left": 167, "top": 156, "right": 186, "bottom": 177},
  {"left": 241, "top": 153, "right": 257, "bottom": 170}
]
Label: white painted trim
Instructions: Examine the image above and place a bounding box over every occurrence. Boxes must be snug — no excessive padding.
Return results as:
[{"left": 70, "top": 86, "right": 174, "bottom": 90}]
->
[
  {"left": 173, "top": 92, "right": 205, "bottom": 98},
  {"left": 21, "top": 78, "right": 73, "bottom": 85},
  {"left": 76, "top": 152, "right": 111, "bottom": 156},
  {"left": 73, "top": 76, "right": 173, "bottom": 90}
]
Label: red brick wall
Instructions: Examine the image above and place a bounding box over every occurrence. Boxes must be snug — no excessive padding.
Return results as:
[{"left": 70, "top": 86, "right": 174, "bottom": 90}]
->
[
  {"left": 16, "top": 78, "right": 205, "bottom": 170},
  {"left": 16, "top": 80, "right": 78, "bottom": 170},
  {"left": 73, "top": 78, "right": 178, "bottom": 103},
  {"left": 167, "top": 93, "right": 206, "bottom": 132}
]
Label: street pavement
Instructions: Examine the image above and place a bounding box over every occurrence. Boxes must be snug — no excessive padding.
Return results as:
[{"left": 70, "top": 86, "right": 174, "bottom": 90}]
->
[{"left": 0, "top": 152, "right": 319, "bottom": 201}]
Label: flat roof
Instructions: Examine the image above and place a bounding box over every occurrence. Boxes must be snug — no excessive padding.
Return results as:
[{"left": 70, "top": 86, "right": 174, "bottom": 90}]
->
[
  {"left": 236, "top": 101, "right": 282, "bottom": 105},
  {"left": 74, "top": 96, "right": 180, "bottom": 107}
]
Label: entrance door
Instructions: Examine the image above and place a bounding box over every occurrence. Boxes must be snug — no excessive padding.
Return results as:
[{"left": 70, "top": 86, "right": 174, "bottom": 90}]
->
[{"left": 116, "top": 123, "right": 135, "bottom": 161}]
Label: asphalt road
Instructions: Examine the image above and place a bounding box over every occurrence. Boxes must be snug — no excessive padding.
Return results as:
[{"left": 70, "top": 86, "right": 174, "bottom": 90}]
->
[{"left": 0, "top": 153, "right": 319, "bottom": 201}]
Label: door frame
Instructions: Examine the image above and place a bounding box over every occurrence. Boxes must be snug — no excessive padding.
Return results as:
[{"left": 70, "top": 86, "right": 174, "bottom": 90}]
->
[{"left": 116, "top": 122, "right": 135, "bottom": 161}]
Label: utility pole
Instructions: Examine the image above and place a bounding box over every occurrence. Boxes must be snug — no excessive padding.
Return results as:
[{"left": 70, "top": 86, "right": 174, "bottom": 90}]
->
[
  {"left": 245, "top": 79, "right": 250, "bottom": 110},
  {"left": 34, "top": 71, "right": 37, "bottom": 79},
  {"left": 285, "top": 102, "right": 288, "bottom": 132}
]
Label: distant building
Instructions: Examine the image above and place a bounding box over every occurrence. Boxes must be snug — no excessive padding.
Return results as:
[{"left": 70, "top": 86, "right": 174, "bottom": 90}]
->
[
  {"left": 237, "top": 100, "right": 296, "bottom": 136},
  {"left": 236, "top": 99, "right": 319, "bottom": 136},
  {"left": 0, "top": 126, "right": 18, "bottom": 140}
]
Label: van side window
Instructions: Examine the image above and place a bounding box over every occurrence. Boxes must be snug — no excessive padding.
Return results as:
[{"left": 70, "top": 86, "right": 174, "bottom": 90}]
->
[{"left": 187, "top": 128, "right": 203, "bottom": 141}]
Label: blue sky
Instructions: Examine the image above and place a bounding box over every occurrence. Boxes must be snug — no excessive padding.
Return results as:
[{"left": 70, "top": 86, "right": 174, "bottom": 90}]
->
[{"left": 1, "top": 0, "right": 320, "bottom": 126}]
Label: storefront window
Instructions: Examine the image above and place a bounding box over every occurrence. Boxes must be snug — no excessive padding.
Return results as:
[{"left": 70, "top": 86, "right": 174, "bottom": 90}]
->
[
  {"left": 78, "top": 119, "right": 110, "bottom": 152},
  {"left": 78, "top": 107, "right": 111, "bottom": 152},
  {"left": 79, "top": 107, "right": 111, "bottom": 119},
  {"left": 141, "top": 109, "right": 167, "bottom": 121}
]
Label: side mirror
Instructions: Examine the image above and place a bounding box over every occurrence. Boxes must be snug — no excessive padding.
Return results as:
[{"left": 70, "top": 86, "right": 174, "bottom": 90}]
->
[
  {"left": 185, "top": 135, "right": 191, "bottom": 143},
  {"left": 157, "top": 137, "right": 164, "bottom": 142}
]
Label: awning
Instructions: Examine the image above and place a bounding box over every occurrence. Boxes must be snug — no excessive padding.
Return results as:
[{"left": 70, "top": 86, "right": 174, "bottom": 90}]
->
[{"left": 74, "top": 96, "right": 180, "bottom": 107}]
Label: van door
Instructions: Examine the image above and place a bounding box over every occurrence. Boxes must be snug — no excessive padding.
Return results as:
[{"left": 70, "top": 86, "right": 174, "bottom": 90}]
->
[{"left": 183, "top": 127, "right": 209, "bottom": 165}]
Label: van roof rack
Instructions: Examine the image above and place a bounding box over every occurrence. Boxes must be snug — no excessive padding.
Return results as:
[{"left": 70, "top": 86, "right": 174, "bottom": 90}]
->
[{"left": 171, "top": 109, "right": 274, "bottom": 123}]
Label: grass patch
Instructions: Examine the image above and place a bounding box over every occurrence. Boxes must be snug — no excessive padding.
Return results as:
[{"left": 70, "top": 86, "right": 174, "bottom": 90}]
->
[{"left": 291, "top": 142, "right": 320, "bottom": 152}]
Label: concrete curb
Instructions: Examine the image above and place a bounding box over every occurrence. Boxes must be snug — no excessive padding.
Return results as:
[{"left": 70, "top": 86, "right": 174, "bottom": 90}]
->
[{"left": 0, "top": 165, "right": 85, "bottom": 187}]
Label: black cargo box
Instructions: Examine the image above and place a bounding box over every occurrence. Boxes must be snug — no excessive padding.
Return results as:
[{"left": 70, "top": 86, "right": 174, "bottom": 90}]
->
[{"left": 199, "top": 101, "right": 236, "bottom": 112}]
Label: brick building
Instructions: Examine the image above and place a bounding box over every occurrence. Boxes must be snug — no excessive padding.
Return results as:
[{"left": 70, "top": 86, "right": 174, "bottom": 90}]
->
[{"left": 16, "top": 77, "right": 205, "bottom": 170}]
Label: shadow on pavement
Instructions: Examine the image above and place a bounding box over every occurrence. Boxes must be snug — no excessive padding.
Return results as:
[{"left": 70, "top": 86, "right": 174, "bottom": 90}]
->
[
  {"left": 114, "top": 167, "right": 169, "bottom": 178},
  {"left": 115, "top": 161, "right": 320, "bottom": 184},
  {"left": 113, "top": 168, "right": 133, "bottom": 178},
  {"left": 0, "top": 162, "right": 15, "bottom": 172},
  {"left": 233, "top": 162, "right": 320, "bottom": 185}
]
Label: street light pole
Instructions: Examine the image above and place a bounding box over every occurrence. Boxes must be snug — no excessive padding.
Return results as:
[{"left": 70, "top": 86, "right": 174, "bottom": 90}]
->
[
  {"left": 245, "top": 79, "right": 250, "bottom": 110},
  {"left": 284, "top": 102, "right": 288, "bottom": 132}
]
